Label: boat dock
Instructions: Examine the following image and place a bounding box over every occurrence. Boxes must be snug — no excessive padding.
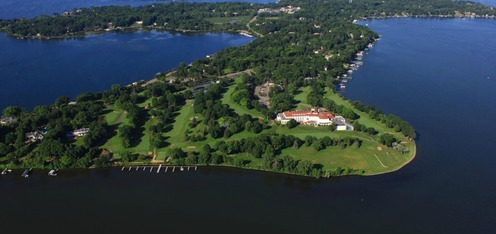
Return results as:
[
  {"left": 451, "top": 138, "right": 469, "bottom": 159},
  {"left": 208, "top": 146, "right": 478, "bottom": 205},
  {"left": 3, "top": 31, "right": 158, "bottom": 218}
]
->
[{"left": 121, "top": 165, "right": 198, "bottom": 174}]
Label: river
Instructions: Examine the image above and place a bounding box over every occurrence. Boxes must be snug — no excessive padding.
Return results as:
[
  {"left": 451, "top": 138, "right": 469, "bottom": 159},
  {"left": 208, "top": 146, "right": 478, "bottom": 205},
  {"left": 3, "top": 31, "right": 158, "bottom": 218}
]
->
[{"left": 1, "top": 1, "right": 496, "bottom": 234}]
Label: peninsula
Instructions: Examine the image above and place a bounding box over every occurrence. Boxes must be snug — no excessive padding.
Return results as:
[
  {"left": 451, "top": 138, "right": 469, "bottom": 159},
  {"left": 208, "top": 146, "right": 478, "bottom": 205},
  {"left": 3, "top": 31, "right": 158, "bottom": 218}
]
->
[{"left": 0, "top": 0, "right": 493, "bottom": 178}]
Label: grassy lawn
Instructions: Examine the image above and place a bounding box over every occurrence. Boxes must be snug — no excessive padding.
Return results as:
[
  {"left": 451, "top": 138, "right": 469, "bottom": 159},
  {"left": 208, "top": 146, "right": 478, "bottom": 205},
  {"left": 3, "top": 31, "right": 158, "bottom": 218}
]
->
[
  {"left": 293, "top": 86, "right": 313, "bottom": 110},
  {"left": 275, "top": 124, "right": 375, "bottom": 142},
  {"left": 165, "top": 100, "right": 196, "bottom": 148},
  {"left": 222, "top": 79, "right": 264, "bottom": 118},
  {"left": 104, "top": 105, "right": 124, "bottom": 125},
  {"left": 280, "top": 140, "right": 414, "bottom": 175}
]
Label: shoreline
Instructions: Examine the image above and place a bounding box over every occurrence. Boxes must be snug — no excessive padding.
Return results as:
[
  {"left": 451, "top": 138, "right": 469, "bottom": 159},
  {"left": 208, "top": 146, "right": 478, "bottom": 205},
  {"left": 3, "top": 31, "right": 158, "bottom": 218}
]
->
[
  {"left": 107, "top": 140, "right": 417, "bottom": 179},
  {"left": 2, "top": 26, "right": 250, "bottom": 40},
  {"left": 0, "top": 10, "right": 420, "bottom": 178},
  {"left": 365, "top": 143, "right": 417, "bottom": 176}
]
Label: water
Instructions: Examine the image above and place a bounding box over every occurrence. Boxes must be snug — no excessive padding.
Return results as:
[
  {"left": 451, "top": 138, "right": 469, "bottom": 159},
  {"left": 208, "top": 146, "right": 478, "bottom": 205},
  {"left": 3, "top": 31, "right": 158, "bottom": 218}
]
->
[
  {"left": 344, "top": 18, "right": 496, "bottom": 232},
  {"left": 1, "top": 2, "right": 496, "bottom": 234},
  {"left": 1, "top": 18, "right": 495, "bottom": 233},
  {"left": 473, "top": 0, "right": 496, "bottom": 7},
  {"left": 0, "top": 0, "right": 276, "bottom": 19},
  {"left": 0, "top": 31, "right": 253, "bottom": 110}
]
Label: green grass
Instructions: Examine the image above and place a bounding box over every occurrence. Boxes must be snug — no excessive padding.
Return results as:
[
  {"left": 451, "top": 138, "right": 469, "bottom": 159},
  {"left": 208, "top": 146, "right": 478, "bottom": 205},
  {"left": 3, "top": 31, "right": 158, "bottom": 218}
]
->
[
  {"left": 160, "top": 96, "right": 269, "bottom": 153},
  {"left": 221, "top": 79, "right": 264, "bottom": 118},
  {"left": 275, "top": 124, "right": 374, "bottom": 141},
  {"left": 165, "top": 100, "right": 196, "bottom": 148},
  {"left": 104, "top": 105, "right": 124, "bottom": 125},
  {"left": 293, "top": 86, "right": 312, "bottom": 110},
  {"left": 97, "top": 81, "right": 415, "bottom": 176},
  {"left": 281, "top": 140, "right": 415, "bottom": 175},
  {"left": 103, "top": 104, "right": 154, "bottom": 158},
  {"left": 223, "top": 68, "right": 234, "bottom": 74}
]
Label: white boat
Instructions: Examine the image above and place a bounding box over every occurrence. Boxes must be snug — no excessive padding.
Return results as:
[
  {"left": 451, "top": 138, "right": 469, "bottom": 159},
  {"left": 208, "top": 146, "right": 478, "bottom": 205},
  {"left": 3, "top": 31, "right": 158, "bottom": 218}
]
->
[
  {"left": 48, "top": 169, "right": 58, "bottom": 176},
  {"left": 1, "top": 168, "right": 10, "bottom": 175},
  {"left": 22, "top": 168, "right": 32, "bottom": 178}
]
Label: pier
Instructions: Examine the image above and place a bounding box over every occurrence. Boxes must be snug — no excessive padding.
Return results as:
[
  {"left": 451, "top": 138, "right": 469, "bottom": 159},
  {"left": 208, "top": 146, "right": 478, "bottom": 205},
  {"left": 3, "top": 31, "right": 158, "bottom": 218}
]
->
[{"left": 120, "top": 165, "right": 199, "bottom": 174}]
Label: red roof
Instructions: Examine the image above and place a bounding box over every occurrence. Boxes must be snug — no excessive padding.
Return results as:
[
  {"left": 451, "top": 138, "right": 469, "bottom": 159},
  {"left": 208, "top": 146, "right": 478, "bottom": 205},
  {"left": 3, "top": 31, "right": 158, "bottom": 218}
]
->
[{"left": 283, "top": 110, "right": 334, "bottom": 120}]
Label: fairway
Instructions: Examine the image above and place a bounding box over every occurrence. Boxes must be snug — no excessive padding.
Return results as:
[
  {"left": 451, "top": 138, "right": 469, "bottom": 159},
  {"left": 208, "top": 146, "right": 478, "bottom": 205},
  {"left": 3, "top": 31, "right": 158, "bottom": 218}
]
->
[
  {"left": 221, "top": 78, "right": 264, "bottom": 118},
  {"left": 95, "top": 75, "right": 415, "bottom": 177}
]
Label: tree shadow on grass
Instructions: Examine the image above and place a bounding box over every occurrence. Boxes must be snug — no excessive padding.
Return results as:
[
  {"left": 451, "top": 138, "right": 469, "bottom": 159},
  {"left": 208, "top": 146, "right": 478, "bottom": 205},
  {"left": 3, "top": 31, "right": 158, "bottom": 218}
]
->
[{"left": 129, "top": 108, "right": 150, "bottom": 148}]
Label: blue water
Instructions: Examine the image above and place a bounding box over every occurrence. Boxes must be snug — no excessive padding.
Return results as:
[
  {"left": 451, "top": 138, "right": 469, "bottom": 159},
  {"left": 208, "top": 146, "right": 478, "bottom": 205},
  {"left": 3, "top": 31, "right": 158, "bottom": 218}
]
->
[
  {"left": 473, "top": 0, "right": 496, "bottom": 6},
  {"left": 0, "top": 31, "right": 253, "bottom": 110},
  {"left": 344, "top": 18, "right": 496, "bottom": 233},
  {"left": 1, "top": 1, "right": 496, "bottom": 234},
  {"left": 0, "top": 0, "right": 275, "bottom": 19}
]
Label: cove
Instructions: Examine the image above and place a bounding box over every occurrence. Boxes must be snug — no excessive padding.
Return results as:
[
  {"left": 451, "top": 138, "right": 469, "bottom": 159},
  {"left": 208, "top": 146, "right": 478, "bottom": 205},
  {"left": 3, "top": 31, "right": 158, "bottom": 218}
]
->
[{"left": 0, "top": 30, "right": 253, "bottom": 110}]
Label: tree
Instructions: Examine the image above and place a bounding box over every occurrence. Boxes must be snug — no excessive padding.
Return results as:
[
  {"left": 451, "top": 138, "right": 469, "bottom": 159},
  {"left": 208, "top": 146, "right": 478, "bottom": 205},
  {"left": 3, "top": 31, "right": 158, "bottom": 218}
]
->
[
  {"left": 296, "top": 160, "right": 313, "bottom": 176},
  {"left": 55, "top": 96, "right": 70, "bottom": 107},
  {"left": 305, "top": 135, "right": 315, "bottom": 146},
  {"left": 94, "top": 155, "right": 113, "bottom": 168},
  {"left": 286, "top": 119, "right": 299, "bottom": 129},
  {"left": 366, "top": 127, "right": 378, "bottom": 135},
  {"left": 380, "top": 133, "right": 396, "bottom": 147},
  {"left": 170, "top": 147, "right": 186, "bottom": 159},
  {"left": 121, "top": 151, "right": 137, "bottom": 163},
  {"left": 177, "top": 62, "right": 187, "bottom": 78},
  {"left": 118, "top": 125, "right": 134, "bottom": 148},
  {"left": 199, "top": 151, "right": 211, "bottom": 164},
  {"left": 210, "top": 153, "right": 224, "bottom": 165},
  {"left": 2, "top": 106, "right": 22, "bottom": 117}
]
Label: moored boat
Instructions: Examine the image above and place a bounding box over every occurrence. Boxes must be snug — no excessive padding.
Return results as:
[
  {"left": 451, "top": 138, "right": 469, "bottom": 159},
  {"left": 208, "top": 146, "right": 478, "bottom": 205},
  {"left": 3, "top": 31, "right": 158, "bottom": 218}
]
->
[
  {"left": 22, "top": 168, "right": 32, "bottom": 178},
  {"left": 1, "top": 168, "right": 10, "bottom": 175},
  {"left": 48, "top": 169, "right": 58, "bottom": 176}
]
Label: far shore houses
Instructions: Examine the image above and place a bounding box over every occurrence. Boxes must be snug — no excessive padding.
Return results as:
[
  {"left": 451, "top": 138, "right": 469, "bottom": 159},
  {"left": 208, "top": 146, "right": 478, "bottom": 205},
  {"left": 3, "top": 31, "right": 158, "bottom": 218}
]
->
[
  {"left": 276, "top": 109, "right": 352, "bottom": 131},
  {"left": 72, "top": 128, "right": 90, "bottom": 137},
  {"left": 25, "top": 129, "right": 45, "bottom": 143},
  {"left": 0, "top": 116, "right": 18, "bottom": 126}
]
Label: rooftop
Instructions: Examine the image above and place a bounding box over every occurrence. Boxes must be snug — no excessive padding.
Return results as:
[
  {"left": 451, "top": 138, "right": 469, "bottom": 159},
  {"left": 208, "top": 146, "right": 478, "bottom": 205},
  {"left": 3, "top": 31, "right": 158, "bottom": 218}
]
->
[{"left": 283, "top": 110, "right": 334, "bottom": 120}]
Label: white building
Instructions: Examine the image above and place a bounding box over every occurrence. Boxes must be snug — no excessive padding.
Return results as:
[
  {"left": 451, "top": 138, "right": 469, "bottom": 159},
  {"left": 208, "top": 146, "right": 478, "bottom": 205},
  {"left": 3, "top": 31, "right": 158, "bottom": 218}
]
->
[
  {"left": 276, "top": 109, "right": 335, "bottom": 126},
  {"left": 73, "top": 128, "right": 90, "bottom": 137},
  {"left": 276, "top": 110, "right": 352, "bottom": 130}
]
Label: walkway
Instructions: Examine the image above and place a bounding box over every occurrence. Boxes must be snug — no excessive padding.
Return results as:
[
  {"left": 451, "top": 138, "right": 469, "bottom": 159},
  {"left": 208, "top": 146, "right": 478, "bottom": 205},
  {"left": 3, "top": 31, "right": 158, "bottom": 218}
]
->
[{"left": 246, "top": 16, "right": 263, "bottom": 38}]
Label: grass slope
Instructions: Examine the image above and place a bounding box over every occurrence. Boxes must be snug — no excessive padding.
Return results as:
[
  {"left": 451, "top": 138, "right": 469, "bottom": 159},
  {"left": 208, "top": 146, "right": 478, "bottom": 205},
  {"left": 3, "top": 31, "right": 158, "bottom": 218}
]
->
[{"left": 221, "top": 79, "right": 264, "bottom": 118}]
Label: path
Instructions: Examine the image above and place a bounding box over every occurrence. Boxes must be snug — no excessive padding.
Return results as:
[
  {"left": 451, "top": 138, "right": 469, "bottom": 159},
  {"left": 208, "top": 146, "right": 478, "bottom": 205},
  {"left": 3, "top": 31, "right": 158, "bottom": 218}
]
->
[
  {"left": 373, "top": 154, "right": 387, "bottom": 168},
  {"left": 113, "top": 111, "right": 127, "bottom": 125},
  {"left": 246, "top": 15, "right": 263, "bottom": 37},
  {"left": 220, "top": 69, "right": 254, "bottom": 79}
]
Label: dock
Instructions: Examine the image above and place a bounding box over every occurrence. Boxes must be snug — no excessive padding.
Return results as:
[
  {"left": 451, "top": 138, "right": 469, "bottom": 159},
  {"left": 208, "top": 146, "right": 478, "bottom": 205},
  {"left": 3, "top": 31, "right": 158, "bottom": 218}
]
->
[{"left": 120, "top": 165, "right": 199, "bottom": 174}]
